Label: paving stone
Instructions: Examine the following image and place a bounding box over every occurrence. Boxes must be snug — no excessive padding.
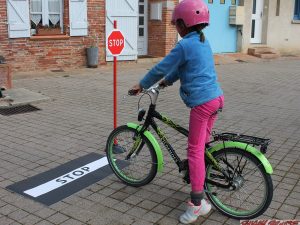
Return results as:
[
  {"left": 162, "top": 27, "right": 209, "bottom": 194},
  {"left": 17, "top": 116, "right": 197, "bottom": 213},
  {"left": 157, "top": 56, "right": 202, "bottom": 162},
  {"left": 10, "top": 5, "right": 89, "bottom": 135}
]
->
[
  {"left": 133, "top": 189, "right": 154, "bottom": 199},
  {"left": 123, "top": 195, "right": 144, "bottom": 205},
  {"left": 17, "top": 214, "right": 42, "bottom": 225},
  {"left": 100, "top": 197, "right": 120, "bottom": 208},
  {"left": 119, "top": 213, "right": 137, "bottom": 225},
  {"left": 35, "top": 220, "right": 55, "bottom": 225},
  {"left": 143, "top": 211, "right": 165, "bottom": 223},
  {"left": 152, "top": 204, "right": 173, "bottom": 215},
  {"left": 169, "top": 191, "right": 189, "bottom": 201},
  {"left": 162, "top": 197, "right": 182, "bottom": 208},
  {"left": 126, "top": 207, "right": 148, "bottom": 218},
  {"left": 111, "top": 201, "right": 132, "bottom": 213},
  {"left": 0, "top": 204, "right": 18, "bottom": 216},
  {"left": 86, "top": 193, "right": 106, "bottom": 202},
  {"left": 34, "top": 208, "right": 57, "bottom": 219},
  {"left": 156, "top": 216, "right": 180, "bottom": 225},
  {"left": 225, "top": 218, "right": 241, "bottom": 225},
  {"left": 263, "top": 207, "right": 278, "bottom": 218},
  {"left": 0, "top": 215, "right": 17, "bottom": 225},
  {"left": 49, "top": 201, "right": 71, "bottom": 212},
  {"left": 275, "top": 210, "right": 297, "bottom": 220},
  {"left": 61, "top": 206, "right": 97, "bottom": 223},
  {"left": 131, "top": 219, "right": 154, "bottom": 225},
  {"left": 279, "top": 204, "right": 299, "bottom": 215},
  {"left": 201, "top": 219, "right": 224, "bottom": 225},
  {"left": 110, "top": 191, "right": 130, "bottom": 201},
  {"left": 207, "top": 211, "right": 228, "bottom": 223},
  {"left": 46, "top": 213, "right": 69, "bottom": 224},
  {"left": 7, "top": 209, "right": 29, "bottom": 221},
  {"left": 137, "top": 199, "right": 158, "bottom": 210},
  {"left": 59, "top": 218, "right": 83, "bottom": 225},
  {"left": 1, "top": 59, "right": 300, "bottom": 225},
  {"left": 166, "top": 208, "right": 183, "bottom": 220}
]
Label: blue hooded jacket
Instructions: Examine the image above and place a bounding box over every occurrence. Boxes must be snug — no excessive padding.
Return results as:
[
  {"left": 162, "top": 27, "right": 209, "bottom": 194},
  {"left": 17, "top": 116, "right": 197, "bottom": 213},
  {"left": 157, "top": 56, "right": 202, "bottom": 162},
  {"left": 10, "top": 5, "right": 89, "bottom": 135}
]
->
[{"left": 140, "top": 31, "right": 223, "bottom": 108}]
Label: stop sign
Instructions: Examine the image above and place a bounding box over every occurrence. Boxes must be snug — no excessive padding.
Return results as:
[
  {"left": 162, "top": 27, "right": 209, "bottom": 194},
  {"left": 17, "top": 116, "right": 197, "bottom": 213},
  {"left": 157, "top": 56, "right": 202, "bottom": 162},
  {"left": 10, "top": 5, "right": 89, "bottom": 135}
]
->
[{"left": 107, "top": 30, "right": 125, "bottom": 56}]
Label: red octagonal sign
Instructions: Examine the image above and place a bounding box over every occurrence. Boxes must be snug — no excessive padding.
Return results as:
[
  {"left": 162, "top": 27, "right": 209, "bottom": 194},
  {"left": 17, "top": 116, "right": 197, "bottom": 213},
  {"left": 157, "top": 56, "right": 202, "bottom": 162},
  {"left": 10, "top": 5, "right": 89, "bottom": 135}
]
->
[{"left": 107, "top": 30, "right": 125, "bottom": 56}]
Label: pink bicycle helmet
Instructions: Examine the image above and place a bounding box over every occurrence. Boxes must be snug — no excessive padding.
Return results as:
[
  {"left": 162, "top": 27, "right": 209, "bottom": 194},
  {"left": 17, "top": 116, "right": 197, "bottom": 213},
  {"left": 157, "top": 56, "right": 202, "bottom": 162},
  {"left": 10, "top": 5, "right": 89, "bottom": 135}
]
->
[{"left": 172, "top": 0, "right": 210, "bottom": 27}]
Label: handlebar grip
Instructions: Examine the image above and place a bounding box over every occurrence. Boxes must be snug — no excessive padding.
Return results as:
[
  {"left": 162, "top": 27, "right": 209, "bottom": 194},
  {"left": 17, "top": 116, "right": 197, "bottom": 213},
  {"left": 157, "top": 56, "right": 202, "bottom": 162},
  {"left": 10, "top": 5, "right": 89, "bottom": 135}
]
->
[{"left": 128, "top": 89, "right": 139, "bottom": 96}]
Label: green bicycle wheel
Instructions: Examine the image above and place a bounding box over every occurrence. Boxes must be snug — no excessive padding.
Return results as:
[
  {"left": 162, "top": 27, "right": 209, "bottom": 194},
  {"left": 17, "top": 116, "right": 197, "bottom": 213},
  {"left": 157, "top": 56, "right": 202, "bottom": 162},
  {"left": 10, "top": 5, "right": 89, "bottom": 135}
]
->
[
  {"left": 205, "top": 148, "right": 273, "bottom": 220},
  {"left": 106, "top": 125, "right": 158, "bottom": 187}
]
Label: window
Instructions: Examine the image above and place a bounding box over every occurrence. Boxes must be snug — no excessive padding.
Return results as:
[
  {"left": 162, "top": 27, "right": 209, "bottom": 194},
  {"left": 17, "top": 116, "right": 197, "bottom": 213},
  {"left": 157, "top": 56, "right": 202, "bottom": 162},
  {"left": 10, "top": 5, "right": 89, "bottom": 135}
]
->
[
  {"left": 7, "top": 0, "right": 87, "bottom": 38},
  {"left": 30, "top": 0, "right": 63, "bottom": 35},
  {"left": 295, "top": 0, "right": 300, "bottom": 20},
  {"left": 276, "top": 0, "right": 280, "bottom": 16}
]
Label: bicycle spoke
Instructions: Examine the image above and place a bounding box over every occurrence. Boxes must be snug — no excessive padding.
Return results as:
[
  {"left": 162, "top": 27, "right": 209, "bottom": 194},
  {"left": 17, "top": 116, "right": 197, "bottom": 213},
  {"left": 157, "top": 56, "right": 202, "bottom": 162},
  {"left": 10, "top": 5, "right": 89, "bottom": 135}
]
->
[
  {"left": 232, "top": 155, "right": 244, "bottom": 178},
  {"left": 205, "top": 148, "right": 272, "bottom": 219},
  {"left": 241, "top": 165, "right": 261, "bottom": 178}
]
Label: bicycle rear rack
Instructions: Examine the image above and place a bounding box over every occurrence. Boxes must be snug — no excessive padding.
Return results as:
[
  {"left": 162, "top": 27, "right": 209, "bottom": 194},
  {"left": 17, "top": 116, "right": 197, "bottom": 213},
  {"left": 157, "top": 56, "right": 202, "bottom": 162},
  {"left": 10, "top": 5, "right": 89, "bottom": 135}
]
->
[{"left": 213, "top": 133, "right": 271, "bottom": 154}]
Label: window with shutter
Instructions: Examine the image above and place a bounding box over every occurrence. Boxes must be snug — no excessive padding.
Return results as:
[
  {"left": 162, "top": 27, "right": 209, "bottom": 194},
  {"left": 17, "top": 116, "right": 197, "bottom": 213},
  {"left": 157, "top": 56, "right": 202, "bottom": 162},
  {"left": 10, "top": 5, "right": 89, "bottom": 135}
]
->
[
  {"left": 30, "top": 0, "right": 64, "bottom": 36},
  {"left": 7, "top": 0, "right": 89, "bottom": 38}
]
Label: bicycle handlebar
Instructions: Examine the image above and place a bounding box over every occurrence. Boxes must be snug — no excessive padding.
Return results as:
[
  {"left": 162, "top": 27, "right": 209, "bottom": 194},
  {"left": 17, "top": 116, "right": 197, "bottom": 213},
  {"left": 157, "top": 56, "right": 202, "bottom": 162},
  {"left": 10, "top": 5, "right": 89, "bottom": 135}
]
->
[{"left": 128, "top": 84, "right": 165, "bottom": 96}]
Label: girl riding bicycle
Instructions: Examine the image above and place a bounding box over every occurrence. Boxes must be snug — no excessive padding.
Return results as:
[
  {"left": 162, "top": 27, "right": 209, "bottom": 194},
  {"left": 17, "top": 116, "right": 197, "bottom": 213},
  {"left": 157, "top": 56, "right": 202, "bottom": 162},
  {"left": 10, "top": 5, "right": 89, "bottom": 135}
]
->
[{"left": 131, "top": 0, "right": 224, "bottom": 223}]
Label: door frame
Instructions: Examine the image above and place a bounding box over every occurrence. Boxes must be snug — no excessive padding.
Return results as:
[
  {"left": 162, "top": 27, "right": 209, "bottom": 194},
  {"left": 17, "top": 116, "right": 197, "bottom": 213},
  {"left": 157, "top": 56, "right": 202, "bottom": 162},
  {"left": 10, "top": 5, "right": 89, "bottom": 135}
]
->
[{"left": 137, "top": 0, "right": 148, "bottom": 56}]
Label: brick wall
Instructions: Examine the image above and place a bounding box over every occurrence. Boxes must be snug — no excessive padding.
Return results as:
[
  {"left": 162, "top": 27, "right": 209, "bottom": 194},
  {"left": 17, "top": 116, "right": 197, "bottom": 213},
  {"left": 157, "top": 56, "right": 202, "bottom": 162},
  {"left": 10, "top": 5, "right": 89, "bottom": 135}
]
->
[
  {"left": 0, "top": 0, "right": 179, "bottom": 72},
  {"left": 0, "top": 0, "right": 105, "bottom": 72},
  {"left": 148, "top": 0, "right": 178, "bottom": 57}
]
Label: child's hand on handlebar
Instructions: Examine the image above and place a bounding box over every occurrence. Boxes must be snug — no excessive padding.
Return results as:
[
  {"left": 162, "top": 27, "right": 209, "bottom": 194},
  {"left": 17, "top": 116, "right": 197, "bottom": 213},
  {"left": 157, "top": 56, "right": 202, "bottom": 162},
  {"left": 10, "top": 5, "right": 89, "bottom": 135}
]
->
[
  {"left": 128, "top": 84, "right": 142, "bottom": 96},
  {"left": 159, "top": 79, "right": 168, "bottom": 88}
]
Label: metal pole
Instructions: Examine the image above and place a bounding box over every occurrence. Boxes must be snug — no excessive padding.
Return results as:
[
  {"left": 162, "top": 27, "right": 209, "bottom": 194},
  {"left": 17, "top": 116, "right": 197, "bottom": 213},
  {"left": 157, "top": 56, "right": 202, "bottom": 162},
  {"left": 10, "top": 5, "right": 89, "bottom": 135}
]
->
[{"left": 113, "top": 20, "right": 117, "bottom": 129}]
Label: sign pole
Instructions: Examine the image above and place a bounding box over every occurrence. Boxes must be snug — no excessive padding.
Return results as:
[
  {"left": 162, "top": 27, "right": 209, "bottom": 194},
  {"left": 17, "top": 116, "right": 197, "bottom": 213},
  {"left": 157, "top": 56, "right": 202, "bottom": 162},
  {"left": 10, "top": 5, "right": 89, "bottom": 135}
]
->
[
  {"left": 113, "top": 20, "right": 117, "bottom": 129},
  {"left": 107, "top": 21, "right": 125, "bottom": 153},
  {"left": 107, "top": 21, "right": 124, "bottom": 130}
]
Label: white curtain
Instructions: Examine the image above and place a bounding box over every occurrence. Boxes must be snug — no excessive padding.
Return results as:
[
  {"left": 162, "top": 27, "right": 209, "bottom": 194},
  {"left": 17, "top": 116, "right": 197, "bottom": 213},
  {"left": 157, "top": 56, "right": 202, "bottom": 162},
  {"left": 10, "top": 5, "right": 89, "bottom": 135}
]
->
[
  {"left": 30, "top": 0, "right": 42, "bottom": 26},
  {"left": 48, "top": 0, "right": 60, "bottom": 26}
]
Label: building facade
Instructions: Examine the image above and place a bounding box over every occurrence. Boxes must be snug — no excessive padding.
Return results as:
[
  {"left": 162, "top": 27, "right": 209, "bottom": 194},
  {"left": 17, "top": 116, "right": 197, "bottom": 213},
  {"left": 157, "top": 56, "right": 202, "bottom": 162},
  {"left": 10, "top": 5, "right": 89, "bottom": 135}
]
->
[
  {"left": 0, "top": 0, "right": 179, "bottom": 72},
  {"left": 239, "top": 0, "right": 300, "bottom": 54},
  {"left": 0, "top": 0, "right": 299, "bottom": 72},
  {"left": 0, "top": 0, "right": 240, "bottom": 72}
]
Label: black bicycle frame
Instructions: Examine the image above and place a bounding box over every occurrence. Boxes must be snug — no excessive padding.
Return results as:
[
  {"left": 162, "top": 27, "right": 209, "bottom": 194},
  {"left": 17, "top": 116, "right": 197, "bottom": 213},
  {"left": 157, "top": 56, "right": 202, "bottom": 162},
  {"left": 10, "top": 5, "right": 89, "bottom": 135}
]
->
[
  {"left": 135, "top": 103, "right": 232, "bottom": 188},
  {"left": 136, "top": 104, "right": 185, "bottom": 167}
]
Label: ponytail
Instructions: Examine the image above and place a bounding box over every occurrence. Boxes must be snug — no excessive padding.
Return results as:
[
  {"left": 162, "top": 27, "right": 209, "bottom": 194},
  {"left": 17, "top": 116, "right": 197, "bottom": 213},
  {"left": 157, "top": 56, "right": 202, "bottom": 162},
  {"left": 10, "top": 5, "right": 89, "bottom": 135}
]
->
[
  {"left": 197, "top": 30, "right": 205, "bottom": 43},
  {"left": 175, "top": 20, "right": 208, "bottom": 43},
  {"left": 192, "top": 23, "right": 208, "bottom": 43}
]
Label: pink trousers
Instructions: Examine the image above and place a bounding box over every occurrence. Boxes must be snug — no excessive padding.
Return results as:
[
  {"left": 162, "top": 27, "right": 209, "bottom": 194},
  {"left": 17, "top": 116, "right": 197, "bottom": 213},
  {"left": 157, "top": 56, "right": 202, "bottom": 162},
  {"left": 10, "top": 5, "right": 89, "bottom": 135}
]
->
[{"left": 188, "top": 95, "right": 224, "bottom": 192}]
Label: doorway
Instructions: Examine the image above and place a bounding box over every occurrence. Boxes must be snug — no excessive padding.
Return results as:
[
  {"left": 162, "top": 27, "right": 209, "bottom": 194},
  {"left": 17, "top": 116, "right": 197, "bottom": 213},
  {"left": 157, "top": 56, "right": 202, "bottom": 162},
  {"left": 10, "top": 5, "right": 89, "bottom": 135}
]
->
[{"left": 250, "top": 0, "right": 264, "bottom": 43}]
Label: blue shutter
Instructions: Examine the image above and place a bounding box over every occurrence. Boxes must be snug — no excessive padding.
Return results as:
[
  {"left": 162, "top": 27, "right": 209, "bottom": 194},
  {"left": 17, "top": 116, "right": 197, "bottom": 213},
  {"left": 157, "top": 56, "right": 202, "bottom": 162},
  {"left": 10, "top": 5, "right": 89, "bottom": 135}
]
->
[
  {"left": 69, "top": 0, "right": 88, "bottom": 36},
  {"left": 7, "top": 0, "right": 30, "bottom": 38}
]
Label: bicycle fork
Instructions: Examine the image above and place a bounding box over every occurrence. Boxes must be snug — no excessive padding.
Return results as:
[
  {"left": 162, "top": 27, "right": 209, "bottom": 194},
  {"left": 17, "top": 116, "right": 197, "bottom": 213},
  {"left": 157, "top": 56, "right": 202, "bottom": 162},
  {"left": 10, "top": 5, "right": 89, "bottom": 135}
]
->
[{"left": 125, "top": 134, "right": 145, "bottom": 160}]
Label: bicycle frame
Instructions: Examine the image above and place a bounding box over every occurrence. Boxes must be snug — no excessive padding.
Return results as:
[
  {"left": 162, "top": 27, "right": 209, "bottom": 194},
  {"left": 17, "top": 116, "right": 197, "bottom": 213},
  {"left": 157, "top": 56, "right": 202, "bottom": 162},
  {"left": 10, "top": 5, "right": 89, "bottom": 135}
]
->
[{"left": 136, "top": 103, "right": 227, "bottom": 184}]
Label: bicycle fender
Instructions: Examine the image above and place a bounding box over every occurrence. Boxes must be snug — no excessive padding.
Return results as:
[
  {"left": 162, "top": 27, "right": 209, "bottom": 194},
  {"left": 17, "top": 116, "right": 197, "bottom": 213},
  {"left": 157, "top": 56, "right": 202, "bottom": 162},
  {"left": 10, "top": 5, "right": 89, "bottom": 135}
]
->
[
  {"left": 127, "top": 123, "right": 164, "bottom": 172},
  {"left": 209, "top": 141, "right": 273, "bottom": 174}
]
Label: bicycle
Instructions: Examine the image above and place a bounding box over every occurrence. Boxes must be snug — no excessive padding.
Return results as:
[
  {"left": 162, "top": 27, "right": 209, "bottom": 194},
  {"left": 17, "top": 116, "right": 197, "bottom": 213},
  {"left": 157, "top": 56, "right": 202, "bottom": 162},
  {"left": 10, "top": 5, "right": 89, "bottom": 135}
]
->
[{"left": 106, "top": 84, "right": 273, "bottom": 220}]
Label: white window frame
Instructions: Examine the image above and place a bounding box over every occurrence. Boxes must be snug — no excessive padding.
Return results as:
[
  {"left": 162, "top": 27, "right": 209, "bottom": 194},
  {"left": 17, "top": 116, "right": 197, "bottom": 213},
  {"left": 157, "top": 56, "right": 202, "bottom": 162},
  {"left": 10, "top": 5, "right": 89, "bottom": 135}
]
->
[{"left": 30, "top": 0, "right": 64, "bottom": 33}]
